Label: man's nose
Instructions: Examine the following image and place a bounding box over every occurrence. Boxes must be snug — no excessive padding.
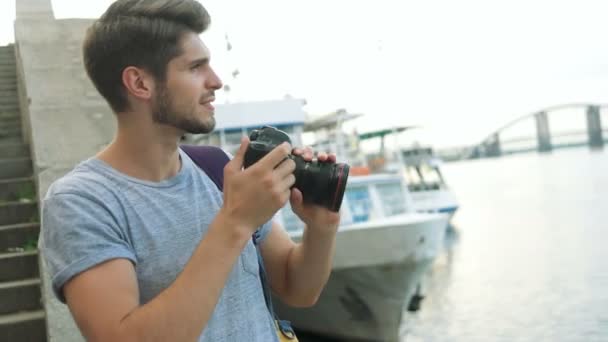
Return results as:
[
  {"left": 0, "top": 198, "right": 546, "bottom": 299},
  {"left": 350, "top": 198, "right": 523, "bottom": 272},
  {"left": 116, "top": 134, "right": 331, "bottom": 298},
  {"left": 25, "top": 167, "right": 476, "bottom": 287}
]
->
[{"left": 206, "top": 67, "right": 223, "bottom": 91}]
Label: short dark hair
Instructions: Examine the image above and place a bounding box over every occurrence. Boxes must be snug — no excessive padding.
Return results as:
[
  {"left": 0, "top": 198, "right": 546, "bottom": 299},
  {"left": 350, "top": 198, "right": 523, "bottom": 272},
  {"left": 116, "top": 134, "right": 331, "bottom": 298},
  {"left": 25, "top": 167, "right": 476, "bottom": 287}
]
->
[{"left": 83, "top": 0, "right": 211, "bottom": 113}]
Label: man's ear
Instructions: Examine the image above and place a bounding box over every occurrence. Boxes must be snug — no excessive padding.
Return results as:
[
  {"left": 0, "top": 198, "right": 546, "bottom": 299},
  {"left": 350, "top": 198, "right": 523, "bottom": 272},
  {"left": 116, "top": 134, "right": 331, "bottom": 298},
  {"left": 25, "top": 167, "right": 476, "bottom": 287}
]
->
[{"left": 122, "top": 66, "right": 155, "bottom": 101}]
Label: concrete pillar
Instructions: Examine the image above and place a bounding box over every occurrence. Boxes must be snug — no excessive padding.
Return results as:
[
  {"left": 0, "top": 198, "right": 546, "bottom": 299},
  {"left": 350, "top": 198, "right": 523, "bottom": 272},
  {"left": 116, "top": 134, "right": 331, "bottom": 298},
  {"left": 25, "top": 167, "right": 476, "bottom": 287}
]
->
[
  {"left": 483, "top": 133, "right": 501, "bottom": 157},
  {"left": 586, "top": 105, "right": 603, "bottom": 149},
  {"left": 535, "top": 111, "right": 552, "bottom": 153},
  {"left": 16, "top": 0, "right": 55, "bottom": 19}
]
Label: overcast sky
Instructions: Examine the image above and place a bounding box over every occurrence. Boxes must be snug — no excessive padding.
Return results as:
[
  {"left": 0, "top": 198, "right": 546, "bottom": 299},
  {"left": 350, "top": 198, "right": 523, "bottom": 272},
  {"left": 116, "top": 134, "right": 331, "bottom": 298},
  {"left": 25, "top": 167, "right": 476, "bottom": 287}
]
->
[{"left": 1, "top": 0, "right": 607, "bottom": 147}]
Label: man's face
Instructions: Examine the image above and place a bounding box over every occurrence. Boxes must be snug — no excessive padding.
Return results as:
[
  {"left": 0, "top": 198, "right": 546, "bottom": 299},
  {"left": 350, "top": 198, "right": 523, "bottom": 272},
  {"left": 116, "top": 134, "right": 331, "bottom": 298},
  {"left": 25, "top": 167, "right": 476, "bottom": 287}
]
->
[{"left": 151, "top": 32, "right": 222, "bottom": 134}]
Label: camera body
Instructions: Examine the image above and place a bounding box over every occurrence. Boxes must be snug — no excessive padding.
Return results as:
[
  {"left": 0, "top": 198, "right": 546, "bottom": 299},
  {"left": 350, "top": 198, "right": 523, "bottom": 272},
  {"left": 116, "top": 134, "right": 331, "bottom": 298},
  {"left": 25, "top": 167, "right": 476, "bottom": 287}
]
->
[{"left": 244, "top": 126, "right": 349, "bottom": 212}]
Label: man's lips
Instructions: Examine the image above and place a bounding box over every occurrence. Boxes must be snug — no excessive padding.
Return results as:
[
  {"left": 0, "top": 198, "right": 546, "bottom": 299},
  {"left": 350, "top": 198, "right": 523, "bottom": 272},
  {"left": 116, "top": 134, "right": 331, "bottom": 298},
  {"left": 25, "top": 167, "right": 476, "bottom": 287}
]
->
[{"left": 201, "top": 97, "right": 215, "bottom": 110}]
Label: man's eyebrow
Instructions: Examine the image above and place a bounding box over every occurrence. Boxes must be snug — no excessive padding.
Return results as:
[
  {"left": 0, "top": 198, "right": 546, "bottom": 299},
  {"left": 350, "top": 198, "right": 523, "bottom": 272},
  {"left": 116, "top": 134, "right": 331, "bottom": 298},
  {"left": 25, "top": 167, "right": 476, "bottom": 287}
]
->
[{"left": 188, "top": 57, "right": 210, "bottom": 67}]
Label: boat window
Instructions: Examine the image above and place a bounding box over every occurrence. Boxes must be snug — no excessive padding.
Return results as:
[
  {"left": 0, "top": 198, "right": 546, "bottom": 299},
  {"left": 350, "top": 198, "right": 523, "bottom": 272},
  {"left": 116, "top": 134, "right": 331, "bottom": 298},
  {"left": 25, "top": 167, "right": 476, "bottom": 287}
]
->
[
  {"left": 375, "top": 183, "right": 406, "bottom": 215},
  {"left": 404, "top": 166, "right": 424, "bottom": 192},
  {"left": 419, "top": 164, "right": 444, "bottom": 190},
  {"left": 345, "top": 186, "right": 373, "bottom": 223}
]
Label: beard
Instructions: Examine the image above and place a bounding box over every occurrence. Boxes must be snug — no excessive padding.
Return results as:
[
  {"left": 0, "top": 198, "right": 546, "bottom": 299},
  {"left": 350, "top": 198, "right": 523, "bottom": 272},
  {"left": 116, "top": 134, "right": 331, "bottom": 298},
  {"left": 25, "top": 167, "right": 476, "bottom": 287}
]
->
[{"left": 151, "top": 83, "right": 216, "bottom": 134}]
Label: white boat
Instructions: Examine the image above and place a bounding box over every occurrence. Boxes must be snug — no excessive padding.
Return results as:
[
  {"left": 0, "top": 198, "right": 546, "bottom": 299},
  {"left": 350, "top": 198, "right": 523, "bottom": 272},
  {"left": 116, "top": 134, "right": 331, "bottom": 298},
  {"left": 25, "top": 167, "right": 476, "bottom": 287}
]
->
[
  {"left": 399, "top": 147, "right": 459, "bottom": 221},
  {"left": 307, "top": 117, "right": 460, "bottom": 223},
  {"left": 273, "top": 174, "right": 448, "bottom": 342},
  {"left": 186, "top": 100, "right": 449, "bottom": 341}
]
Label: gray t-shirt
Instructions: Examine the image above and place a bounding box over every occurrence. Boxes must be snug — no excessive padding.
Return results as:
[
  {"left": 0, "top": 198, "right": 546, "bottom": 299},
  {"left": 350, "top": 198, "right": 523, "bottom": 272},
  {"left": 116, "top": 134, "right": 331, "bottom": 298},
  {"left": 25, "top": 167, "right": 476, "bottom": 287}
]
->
[{"left": 39, "top": 148, "right": 278, "bottom": 341}]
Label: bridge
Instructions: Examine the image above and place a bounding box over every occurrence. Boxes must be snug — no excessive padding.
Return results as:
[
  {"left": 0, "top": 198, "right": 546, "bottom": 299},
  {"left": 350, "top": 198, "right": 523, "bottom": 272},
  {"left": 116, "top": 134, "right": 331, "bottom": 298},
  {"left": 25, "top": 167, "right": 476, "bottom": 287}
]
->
[{"left": 439, "top": 103, "right": 608, "bottom": 161}]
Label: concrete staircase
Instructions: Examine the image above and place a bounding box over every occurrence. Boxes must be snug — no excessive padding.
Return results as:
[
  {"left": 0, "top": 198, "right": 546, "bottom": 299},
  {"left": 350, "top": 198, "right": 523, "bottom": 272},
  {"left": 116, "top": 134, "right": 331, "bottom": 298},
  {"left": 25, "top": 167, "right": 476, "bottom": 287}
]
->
[{"left": 0, "top": 45, "right": 47, "bottom": 341}]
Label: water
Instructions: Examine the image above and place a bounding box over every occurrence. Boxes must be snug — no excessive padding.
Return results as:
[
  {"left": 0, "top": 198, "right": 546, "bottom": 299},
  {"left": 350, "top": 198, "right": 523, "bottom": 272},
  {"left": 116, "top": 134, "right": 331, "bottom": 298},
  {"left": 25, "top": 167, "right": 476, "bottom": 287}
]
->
[
  {"left": 403, "top": 148, "right": 608, "bottom": 342},
  {"left": 300, "top": 148, "right": 608, "bottom": 342}
]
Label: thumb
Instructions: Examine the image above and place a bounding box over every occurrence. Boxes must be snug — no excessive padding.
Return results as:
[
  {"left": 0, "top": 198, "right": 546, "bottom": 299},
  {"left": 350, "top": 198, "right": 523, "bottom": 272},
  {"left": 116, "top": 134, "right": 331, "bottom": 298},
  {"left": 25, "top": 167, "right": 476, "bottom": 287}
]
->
[
  {"left": 230, "top": 136, "right": 250, "bottom": 170},
  {"left": 289, "top": 187, "right": 304, "bottom": 211}
]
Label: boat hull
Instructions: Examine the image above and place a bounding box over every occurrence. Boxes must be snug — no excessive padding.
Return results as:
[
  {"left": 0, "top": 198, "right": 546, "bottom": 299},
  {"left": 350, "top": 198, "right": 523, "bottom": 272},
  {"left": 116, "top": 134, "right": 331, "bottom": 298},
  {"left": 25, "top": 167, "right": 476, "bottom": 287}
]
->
[{"left": 275, "top": 213, "right": 448, "bottom": 341}]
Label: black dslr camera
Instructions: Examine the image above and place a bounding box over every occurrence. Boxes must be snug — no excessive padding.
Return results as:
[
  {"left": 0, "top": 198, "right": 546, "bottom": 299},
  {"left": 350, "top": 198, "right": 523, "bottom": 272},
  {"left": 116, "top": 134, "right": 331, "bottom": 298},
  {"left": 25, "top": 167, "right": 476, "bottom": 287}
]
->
[{"left": 243, "top": 126, "right": 350, "bottom": 212}]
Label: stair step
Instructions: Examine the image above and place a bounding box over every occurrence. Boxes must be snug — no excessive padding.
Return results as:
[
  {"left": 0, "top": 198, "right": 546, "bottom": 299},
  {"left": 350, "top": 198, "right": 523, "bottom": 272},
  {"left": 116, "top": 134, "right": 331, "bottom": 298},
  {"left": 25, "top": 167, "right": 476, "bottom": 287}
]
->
[
  {"left": 0, "top": 90, "right": 18, "bottom": 97},
  {"left": 0, "top": 96, "right": 17, "bottom": 102},
  {"left": 0, "top": 120, "right": 20, "bottom": 128},
  {"left": 0, "top": 201, "right": 38, "bottom": 226},
  {"left": 0, "top": 119, "right": 21, "bottom": 130},
  {"left": 0, "top": 128, "right": 22, "bottom": 140},
  {"left": 0, "top": 158, "right": 32, "bottom": 179},
  {"left": 0, "top": 222, "right": 39, "bottom": 252},
  {"left": 0, "top": 143, "right": 29, "bottom": 158},
  {"left": 0, "top": 107, "right": 19, "bottom": 115},
  {"left": 0, "top": 88, "right": 17, "bottom": 95},
  {"left": 0, "top": 60, "right": 15, "bottom": 66},
  {"left": 0, "top": 113, "right": 19, "bottom": 120},
  {"left": 0, "top": 177, "right": 34, "bottom": 199},
  {"left": 0, "top": 124, "right": 21, "bottom": 134},
  {"left": 0, "top": 89, "right": 17, "bottom": 95},
  {"left": 0, "top": 310, "right": 47, "bottom": 342},
  {"left": 0, "top": 135, "right": 23, "bottom": 144},
  {"left": 0, "top": 251, "right": 39, "bottom": 282},
  {"left": 0, "top": 278, "right": 42, "bottom": 315},
  {"left": 0, "top": 84, "right": 16, "bottom": 91},
  {"left": 0, "top": 103, "right": 18, "bottom": 109},
  {"left": 0, "top": 90, "right": 19, "bottom": 103}
]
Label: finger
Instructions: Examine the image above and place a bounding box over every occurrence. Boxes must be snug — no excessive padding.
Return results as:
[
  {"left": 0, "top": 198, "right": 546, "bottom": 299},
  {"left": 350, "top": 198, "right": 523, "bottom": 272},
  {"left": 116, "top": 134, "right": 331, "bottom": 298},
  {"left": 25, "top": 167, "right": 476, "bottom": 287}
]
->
[
  {"left": 257, "top": 142, "right": 292, "bottom": 169},
  {"left": 229, "top": 136, "right": 250, "bottom": 170},
  {"left": 289, "top": 187, "right": 303, "bottom": 208},
  {"left": 279, "top": 189, "right": 292, "bottom": 206},
  {"left": 327, "top": 153, "right": 337, "bottom": 163},
  {"left": 277, "top": 173, "right": 296, "bottom": 191},
  {"left": 292, "top": 146, "right": 313, "bottom": 161},
  {"left": 303, "top": 146, "right": 314, "bottom": 161},
  {"left": 317, "top": 151, "right": 328, "bottom": 162},
  {"left": 274, "top": 157, "right": 296, "bottom": 178}
]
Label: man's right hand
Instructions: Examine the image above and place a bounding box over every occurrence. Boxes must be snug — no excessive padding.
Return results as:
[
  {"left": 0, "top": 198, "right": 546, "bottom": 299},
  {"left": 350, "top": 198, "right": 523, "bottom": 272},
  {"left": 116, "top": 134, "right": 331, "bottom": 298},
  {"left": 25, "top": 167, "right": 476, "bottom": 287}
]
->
[{"left": 220, "top": 136, "right": 296, "bottom": 233}]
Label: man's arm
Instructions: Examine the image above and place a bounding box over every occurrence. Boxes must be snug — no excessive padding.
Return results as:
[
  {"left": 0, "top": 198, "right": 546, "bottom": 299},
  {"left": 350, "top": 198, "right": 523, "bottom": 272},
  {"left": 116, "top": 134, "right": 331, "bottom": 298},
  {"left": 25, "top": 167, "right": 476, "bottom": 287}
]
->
[
  {"left": 260, "top": 220, "right": 337, "bottom": 307},
  {"left": 62, "top": 138, "right": 296, "bottom": 342},
  {"left": 260, "top": 147, "right": 341, "bottom": 307},
  {"left": 65, "top": 214, "right": 250, "bottom": 342}
]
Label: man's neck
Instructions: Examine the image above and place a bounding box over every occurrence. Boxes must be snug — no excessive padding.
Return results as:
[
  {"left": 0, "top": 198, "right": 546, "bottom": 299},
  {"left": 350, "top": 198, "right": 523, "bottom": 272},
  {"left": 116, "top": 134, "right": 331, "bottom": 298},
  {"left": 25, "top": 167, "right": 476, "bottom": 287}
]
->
[{"left": 97, "top": 115, "right": 183, "bottom": 182}]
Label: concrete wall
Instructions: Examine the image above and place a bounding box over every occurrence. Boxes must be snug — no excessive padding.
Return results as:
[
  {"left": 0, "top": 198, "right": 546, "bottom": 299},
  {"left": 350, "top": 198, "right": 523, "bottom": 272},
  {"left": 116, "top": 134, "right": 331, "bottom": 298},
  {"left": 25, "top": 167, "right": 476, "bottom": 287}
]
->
[{"left": 15, "top": 1, "right": 116, "bottom": 340}]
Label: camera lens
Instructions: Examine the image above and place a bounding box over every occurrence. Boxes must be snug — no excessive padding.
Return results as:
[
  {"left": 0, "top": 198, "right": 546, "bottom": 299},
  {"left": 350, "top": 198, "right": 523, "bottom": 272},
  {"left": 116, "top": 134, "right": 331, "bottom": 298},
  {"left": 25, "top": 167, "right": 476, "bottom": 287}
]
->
[
  {"left": 292, "top": 157, "right": 350, "bottom": 212},
  {"left": 327, "top": 163, "right": 349, "bottom": 212}
]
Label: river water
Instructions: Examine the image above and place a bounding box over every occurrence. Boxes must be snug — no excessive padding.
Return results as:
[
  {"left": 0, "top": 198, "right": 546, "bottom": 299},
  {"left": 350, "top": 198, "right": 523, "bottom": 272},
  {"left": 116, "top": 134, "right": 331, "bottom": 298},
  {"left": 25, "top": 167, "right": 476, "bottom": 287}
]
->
[
  {"left": 403, "top": 147, "right": 608, "bottom": 341},
  {"left": 301, "top": 147, "right": 608, "bottom": 342}
]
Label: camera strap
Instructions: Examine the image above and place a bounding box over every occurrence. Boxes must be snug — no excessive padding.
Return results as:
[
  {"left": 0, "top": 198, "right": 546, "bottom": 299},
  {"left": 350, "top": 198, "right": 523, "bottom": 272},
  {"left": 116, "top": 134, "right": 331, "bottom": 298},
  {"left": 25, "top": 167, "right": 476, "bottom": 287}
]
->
[{"left": 181, "top": 145, "right": 297, "bottom": 340}]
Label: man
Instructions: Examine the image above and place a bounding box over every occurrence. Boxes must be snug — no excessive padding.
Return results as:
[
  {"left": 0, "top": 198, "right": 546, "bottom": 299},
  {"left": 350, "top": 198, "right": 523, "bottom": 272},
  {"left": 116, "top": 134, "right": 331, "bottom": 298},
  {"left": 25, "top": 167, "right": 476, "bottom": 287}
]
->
[{"left": 39, "top": 0, "right": 340, "bottom": 341}]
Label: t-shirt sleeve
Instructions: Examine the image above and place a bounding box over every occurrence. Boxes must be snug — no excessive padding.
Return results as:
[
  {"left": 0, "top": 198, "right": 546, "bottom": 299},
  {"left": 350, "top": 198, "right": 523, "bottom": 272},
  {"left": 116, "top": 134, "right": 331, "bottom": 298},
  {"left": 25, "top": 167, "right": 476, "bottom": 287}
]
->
[
  {"left": 256, "top": 218, "right": 275, "bottom": 244},
  {"left": 40, "top": 192, "right": 137, "bottom": 303}
]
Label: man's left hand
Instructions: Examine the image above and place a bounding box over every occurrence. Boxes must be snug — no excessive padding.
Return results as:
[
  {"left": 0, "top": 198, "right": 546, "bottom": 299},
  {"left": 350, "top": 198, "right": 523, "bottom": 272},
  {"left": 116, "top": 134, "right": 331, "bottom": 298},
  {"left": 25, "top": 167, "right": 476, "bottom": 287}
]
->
[{"left": 289, "top": 147, "right": 341, "bottom": 233}]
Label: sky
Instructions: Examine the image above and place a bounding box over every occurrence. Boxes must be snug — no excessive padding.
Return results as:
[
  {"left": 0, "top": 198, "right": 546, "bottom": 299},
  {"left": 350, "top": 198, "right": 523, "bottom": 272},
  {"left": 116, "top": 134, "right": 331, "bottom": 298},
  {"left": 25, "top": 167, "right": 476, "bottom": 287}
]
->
[{"left": 1, "top": 0, "right": 608, "bottom": 148}]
